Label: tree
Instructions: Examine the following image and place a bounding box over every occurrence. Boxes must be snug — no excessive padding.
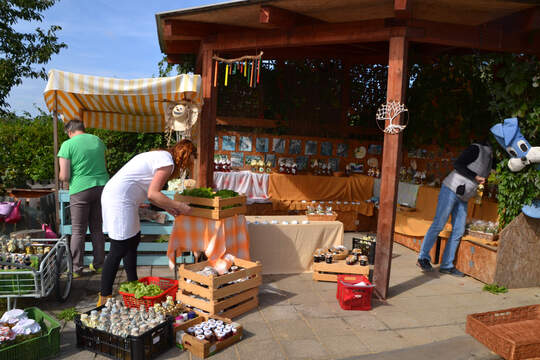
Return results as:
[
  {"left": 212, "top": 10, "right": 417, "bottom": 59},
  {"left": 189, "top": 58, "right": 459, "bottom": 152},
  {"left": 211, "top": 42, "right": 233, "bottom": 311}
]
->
[{"left": 0, "top": 0, "right": 66, "bottom": 112}]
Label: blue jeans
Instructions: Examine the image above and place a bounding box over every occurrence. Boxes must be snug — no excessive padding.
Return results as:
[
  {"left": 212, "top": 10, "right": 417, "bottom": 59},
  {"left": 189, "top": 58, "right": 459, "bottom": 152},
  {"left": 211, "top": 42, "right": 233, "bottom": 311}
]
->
[{"left": 418, "top": 185, "right": 468, "bottom": 269}]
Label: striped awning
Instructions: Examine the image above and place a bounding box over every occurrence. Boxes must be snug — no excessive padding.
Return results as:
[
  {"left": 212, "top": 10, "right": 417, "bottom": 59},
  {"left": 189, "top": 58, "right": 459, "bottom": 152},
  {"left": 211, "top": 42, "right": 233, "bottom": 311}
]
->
[{"left": 44, "top": 69, "right": 202, "bottom": 133}]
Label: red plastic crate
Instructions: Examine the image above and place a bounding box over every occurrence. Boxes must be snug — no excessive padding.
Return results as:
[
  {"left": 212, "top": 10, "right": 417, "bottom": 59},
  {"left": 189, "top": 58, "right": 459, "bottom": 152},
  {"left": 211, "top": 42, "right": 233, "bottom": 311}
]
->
[
  {"left": 119, "top": 277, "right": 178, "bottom": 310},
  {"left": 336, "top": 274, "right": 374, "bottom": 311}
]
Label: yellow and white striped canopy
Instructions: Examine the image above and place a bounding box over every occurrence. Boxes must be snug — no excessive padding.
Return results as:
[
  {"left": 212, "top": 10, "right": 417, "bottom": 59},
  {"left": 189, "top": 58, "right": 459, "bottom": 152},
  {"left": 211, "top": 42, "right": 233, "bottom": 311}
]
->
[{"left": 44, "top": 69, "right": 202, "bottom": 133}]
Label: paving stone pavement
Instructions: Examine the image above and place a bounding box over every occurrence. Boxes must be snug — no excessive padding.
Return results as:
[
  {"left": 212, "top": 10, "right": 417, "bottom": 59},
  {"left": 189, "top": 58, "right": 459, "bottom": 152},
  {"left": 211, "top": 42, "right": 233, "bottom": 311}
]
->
[{"left": 24, "top": 233, "right": 540, "bottom": 360}]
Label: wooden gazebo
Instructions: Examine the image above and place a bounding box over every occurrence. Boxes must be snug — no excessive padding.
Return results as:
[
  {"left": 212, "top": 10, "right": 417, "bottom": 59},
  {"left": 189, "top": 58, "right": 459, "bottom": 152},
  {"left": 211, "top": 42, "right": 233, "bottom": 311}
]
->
[{"left": 155, "top": 0, "right": 540, "bottom": 299}]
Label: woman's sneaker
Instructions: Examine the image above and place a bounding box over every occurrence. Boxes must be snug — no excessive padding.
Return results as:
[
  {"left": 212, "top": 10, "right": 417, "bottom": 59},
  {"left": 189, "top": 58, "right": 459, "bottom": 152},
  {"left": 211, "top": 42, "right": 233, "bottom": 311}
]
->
[
  {"left": 416, "top": 258, "right": 433, "bottom": 272},
  {"left": 89, "top": 263, "right": 102, "bottom": 274}
]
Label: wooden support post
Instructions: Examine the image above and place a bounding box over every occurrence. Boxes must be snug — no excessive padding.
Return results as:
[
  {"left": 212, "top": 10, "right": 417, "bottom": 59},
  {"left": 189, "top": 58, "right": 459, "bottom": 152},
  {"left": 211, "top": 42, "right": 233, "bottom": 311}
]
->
[
  {"left": 53, "top": 92, "right": 60, "bottom": 231},
  {"left": 196, "top": 45, "right": 217, "bottom": 188},
  {"left": 374, "top": 36, "right": 408, "bottom": 300}
]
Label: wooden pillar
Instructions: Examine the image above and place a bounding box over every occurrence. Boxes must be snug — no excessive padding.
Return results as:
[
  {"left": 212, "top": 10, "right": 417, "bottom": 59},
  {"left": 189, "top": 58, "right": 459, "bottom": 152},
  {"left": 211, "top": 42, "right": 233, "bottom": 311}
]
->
[
  {"left": 53, "top": 92, "right": 60, "bottom": 230},
  {"left": 196, "top": 45, "right": 217, "bottom": 188},
  {"left": 373, "top": 36, "right": 409, "bottom": 299}
]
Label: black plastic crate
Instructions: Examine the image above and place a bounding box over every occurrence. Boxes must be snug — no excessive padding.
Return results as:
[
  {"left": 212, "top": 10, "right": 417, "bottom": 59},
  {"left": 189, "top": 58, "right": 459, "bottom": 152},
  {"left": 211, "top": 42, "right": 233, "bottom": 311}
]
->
[
  {"left": 352, "top": 236, "right": 376, "bottom": 265},
  {"left": 75, "top": 306, "right": 173, "bottom": 360}
]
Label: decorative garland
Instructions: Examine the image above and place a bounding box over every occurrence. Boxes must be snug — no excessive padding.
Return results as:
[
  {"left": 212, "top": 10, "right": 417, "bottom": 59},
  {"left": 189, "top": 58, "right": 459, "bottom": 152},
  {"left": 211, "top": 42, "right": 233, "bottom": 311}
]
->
[{"left": 213, "top": 51, "right": 263, "bottom": 88}]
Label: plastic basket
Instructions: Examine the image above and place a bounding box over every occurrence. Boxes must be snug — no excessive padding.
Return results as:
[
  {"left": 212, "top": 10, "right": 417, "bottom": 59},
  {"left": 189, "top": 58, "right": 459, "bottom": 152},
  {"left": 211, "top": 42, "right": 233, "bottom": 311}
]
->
[
  {"left": 0, "top": 307, "right": 61, "bottom": 360},
  {"left": 75, "top": 306, "right": 173, "bottom": 360},
  {"left": 119, "top": 277, "right": 178, "bottom": 310},
  {"left": 336, "top": 275, "right": 374, "bottom": 311}
]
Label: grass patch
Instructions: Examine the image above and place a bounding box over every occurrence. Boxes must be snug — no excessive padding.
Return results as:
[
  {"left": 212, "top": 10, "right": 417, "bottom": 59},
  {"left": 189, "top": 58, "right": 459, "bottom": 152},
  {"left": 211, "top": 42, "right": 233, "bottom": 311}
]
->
[
  {"left": 57, "top": 307, "right": 78, "bottom": 321},
  {"left": 483, "top": 284, "right": 508, "bottom": 295}
]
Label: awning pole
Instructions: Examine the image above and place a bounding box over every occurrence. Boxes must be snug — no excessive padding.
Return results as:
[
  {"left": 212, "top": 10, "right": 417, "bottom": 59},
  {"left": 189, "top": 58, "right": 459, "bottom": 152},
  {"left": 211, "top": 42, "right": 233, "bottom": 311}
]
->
[{"left": 53, "top": 92, "right": 60, "bottom": 231}]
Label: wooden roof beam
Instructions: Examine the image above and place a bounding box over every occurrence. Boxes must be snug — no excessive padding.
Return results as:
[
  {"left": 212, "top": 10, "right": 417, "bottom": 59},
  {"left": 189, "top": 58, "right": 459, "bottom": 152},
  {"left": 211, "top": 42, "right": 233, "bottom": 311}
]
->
[
  {"left": 211, "top": 19, "right": 413, "bottom": 51},
  {"left": 165, "top": 40, "right": 201, "bottom": 54},
  {"left": 394, "top": 0, "right": 411, "bottom": 19},
  {"left": 163, "top": 19, "right": 252, "bottom": 40},
  {"left": 260, "top": 5, "right": 324, "bottom": 28},
  {"left": 408, "top": 19, "right": 540, "bottom": 54},
  {"left": 483, "top": 7, "right": 540, "bottom": 33}
]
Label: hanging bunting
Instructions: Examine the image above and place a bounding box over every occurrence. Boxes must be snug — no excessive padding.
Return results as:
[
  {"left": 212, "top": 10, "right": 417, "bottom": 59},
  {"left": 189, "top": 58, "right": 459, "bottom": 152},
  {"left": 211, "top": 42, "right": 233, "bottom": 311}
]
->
[
  {"left": 213, "top": 60, "right": 218, "bottom": 87},
  {"left": 211, "top": 51, "right": 264, "bottom": 87},
  {"left": 257, "top": 58, "right": 261, "bottom": 84}
]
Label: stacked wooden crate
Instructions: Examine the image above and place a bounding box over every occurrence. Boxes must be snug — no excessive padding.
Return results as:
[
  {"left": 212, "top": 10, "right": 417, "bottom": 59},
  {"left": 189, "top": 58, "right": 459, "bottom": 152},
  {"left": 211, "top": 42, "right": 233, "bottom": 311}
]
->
[
  {"left": 174, "top": 193, "right": 247, "bottom": 220},
  {"left": 177, "top": 258, "right": 261, "bottom": 319},
  {"left": 313, "top": 260, "right": 370, "bottom": 282}
]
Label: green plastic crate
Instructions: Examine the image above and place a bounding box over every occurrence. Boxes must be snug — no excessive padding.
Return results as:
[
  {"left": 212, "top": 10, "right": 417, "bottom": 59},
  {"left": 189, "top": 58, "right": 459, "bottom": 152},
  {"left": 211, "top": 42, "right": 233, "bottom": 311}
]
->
[{"left": 0, "top": 307, "right": 61, "bottom": 360}]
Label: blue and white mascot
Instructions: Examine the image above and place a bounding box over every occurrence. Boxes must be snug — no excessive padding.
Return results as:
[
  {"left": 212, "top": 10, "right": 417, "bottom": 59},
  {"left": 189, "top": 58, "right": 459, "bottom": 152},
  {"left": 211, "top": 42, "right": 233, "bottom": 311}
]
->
[{"left": 490, "top": 117, "right": 540, "bottom": 218}]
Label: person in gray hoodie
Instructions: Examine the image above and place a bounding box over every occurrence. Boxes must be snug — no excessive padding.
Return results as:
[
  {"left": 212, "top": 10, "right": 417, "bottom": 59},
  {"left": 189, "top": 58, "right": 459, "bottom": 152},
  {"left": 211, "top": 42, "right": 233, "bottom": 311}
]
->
[{"left": 416, "top": 140, "right": 492, "bottom": 277}]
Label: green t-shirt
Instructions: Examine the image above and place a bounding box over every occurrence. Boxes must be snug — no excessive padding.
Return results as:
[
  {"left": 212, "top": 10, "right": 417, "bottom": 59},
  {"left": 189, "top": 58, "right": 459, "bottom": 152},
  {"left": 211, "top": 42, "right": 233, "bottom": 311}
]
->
[{"left": 57, "top": 133, "right": 109, "bottom": 195}]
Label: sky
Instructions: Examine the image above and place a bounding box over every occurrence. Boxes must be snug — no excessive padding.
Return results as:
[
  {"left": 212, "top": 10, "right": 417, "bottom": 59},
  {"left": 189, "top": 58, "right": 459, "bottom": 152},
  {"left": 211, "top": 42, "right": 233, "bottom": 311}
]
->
[{"left": 7, "top": 0, "right": 223, "bottom": 116}]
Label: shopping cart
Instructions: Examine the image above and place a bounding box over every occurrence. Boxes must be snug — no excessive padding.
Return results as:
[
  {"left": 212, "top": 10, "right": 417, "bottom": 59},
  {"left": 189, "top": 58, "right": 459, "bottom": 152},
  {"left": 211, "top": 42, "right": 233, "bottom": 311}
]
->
[{"left": 0, "top": 236, "right": 73, "bottom": 309}]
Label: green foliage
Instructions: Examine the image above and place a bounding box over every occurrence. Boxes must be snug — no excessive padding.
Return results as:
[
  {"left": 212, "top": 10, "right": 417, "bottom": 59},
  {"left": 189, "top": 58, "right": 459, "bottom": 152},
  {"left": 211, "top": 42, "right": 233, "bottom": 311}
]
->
[
  {"left": 406, "top": 54, "right": 493, "bottom": 147},
  {"left": 0, "top": 111, "right": 66, "bottom": 191},
  {"left": 485, "top": 54, "right": 540, "bottom": 227},
  {"left": 0, "top": 112, "right": 167, "bottom": 191},
  {"left": 482, "top": 284, "right": 508, "bottom": 295},
  {"left": 0, "top": 0, "right": 67, "bottom": 112},
  {"left": 57, "top": 307, "right": 78, "bottom": 321},
  {"left": 87, "top": 129, "right": 167, "bottom": 175},
  {"left": 156, "top": 55, "right": 195, "bottom": 77}
]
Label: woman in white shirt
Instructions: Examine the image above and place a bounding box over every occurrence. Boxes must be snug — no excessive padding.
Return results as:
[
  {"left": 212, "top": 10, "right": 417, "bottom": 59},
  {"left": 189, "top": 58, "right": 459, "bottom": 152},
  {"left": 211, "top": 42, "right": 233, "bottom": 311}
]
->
[{"left": 98, "top": 139, "right": 195, "bottom": 305}]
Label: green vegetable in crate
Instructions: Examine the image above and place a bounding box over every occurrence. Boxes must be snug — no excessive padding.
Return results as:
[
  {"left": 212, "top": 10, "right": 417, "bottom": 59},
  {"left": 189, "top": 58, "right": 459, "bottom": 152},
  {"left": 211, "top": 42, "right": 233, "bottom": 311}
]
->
[
  {"left": 181, "top": 187, "right": 239, "bottom": 199},
  {"left": 181, "top": 187, "right": 215, "bottom": 198},
  {"left": 119, "top": 281, "right": 163, "bottom": 299}
]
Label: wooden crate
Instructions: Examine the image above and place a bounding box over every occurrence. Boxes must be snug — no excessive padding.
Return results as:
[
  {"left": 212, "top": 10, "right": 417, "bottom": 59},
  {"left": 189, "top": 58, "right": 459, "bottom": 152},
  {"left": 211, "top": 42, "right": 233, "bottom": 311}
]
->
[
  {"left": 466, "top": 230, "right": 499, "bottom": 241},
  {"left": 178, "top": 258, "right": 261, "bottom": 318},
  {"left": 175, "top": 194, "right": 247, "bottom": 220},
  {"left": 466, "top": 304, "right": 540, "bottom": 360},
  {"left": 179, "top": 314, "right": 244, "bottom": 359},
  {"left": 313, "top": 260, "right": 370, "bottom": 282},
  {"left": 455, "top": 239, "right": 497, "bottom": 284}
]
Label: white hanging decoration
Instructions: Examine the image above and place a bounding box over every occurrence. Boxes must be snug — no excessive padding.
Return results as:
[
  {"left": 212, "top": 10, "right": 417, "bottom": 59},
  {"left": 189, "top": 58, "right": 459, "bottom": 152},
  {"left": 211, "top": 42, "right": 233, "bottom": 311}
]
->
[
  {"left": 162, "top": 100, "right": 201, "bottom": 146},
  {"left": 376, "top": 101, "right": 409, "bottom": 135}
]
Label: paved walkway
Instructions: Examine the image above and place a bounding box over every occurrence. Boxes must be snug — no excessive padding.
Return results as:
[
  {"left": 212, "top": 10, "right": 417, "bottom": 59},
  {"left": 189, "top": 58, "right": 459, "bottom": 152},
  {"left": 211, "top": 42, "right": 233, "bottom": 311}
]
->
[{"left": 26, "top": 234, "right": 540, "bottom": 359}]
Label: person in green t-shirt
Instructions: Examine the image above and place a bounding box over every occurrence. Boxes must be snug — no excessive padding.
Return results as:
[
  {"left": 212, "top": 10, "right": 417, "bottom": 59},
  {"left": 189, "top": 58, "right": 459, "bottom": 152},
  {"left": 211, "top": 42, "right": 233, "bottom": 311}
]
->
[{"left": 58, "top": 119, "right": 109, "bottom": 278}]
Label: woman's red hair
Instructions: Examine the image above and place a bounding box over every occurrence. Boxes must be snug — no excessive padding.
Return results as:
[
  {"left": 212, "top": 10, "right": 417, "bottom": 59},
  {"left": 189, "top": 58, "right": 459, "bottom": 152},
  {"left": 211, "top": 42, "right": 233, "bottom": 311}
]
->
[{"left": 166, "top": 139, "right": 197, "bottom": 179}]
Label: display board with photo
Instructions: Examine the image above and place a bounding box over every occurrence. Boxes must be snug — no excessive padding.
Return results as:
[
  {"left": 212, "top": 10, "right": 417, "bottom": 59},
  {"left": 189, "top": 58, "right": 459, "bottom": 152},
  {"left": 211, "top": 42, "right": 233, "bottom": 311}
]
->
[
  {"left": 368, "top": 144, "right": 382, "bottom": 155},
  {"left": 245, "top": 155, "right": 263, "bottom": 166},
  {"left": 255, "top": 137, "right": 269, "bottom": 153},
  {"left": 289, "top": 139, "right": 302, "bottom": 155},
  {"left": 329, "top": 158, "right": 339, "bottom": 172},
  {"left": 222, "top": 136, "right": 236, "bottom": 151},
  {"left": 337, "top": 143, "right": 348, "bottom": 157},
  {"left": 272, "top": 138, "right": 286, "bottom": 153},
  {"left": 230, "top": 152, "right": 244, "bottom": 168},
  {"left": 239, "top": 136, "right": 253, "bottom": 152},
  {"left": 305, "top": 140, "right": 318, "bottom": 155},
  {"left": 321, "top": 141, "right": 333, "bottom": 156},
  {"left": 296, "top": 156, "right": 309, "bottom": 170},
  {"left": 264, "top": 154, "right": 276, "bottom": 167}
]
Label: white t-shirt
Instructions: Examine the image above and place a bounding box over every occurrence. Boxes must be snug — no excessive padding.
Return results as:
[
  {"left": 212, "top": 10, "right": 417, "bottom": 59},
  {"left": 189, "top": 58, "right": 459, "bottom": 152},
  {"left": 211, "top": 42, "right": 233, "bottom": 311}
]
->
[{"left": 102, "top": 151, "right": 173, "bottom": 240}]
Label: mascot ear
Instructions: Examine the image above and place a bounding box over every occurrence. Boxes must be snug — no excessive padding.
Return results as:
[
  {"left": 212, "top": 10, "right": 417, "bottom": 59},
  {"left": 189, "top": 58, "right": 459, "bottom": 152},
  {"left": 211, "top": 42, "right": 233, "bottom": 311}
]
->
[
  {"left": 502, "top": 117, "right": 519, "bottom": 147},
  {"left": 490, "top": 123, "right": 505, "bottom": 147}
]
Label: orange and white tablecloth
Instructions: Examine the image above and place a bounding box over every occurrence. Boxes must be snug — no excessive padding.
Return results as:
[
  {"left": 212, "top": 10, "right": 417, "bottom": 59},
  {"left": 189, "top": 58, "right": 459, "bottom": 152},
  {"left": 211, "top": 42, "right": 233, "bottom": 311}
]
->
[{"left": 167, "top": 215, "right": 250, "bottom": 268}]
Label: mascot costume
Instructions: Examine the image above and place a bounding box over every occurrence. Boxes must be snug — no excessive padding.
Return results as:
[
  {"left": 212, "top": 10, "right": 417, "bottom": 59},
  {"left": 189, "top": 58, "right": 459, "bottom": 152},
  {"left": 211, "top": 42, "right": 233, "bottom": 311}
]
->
[{"left": 490, "top": 117, "right": 540, "bottom": 218}]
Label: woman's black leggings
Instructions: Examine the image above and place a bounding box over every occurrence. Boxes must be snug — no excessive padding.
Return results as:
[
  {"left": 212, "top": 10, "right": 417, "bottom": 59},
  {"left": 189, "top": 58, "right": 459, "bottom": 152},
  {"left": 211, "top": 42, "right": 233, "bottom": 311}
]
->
[{"left": 101, "top": 232, "right": 140, "bottom": 296}]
